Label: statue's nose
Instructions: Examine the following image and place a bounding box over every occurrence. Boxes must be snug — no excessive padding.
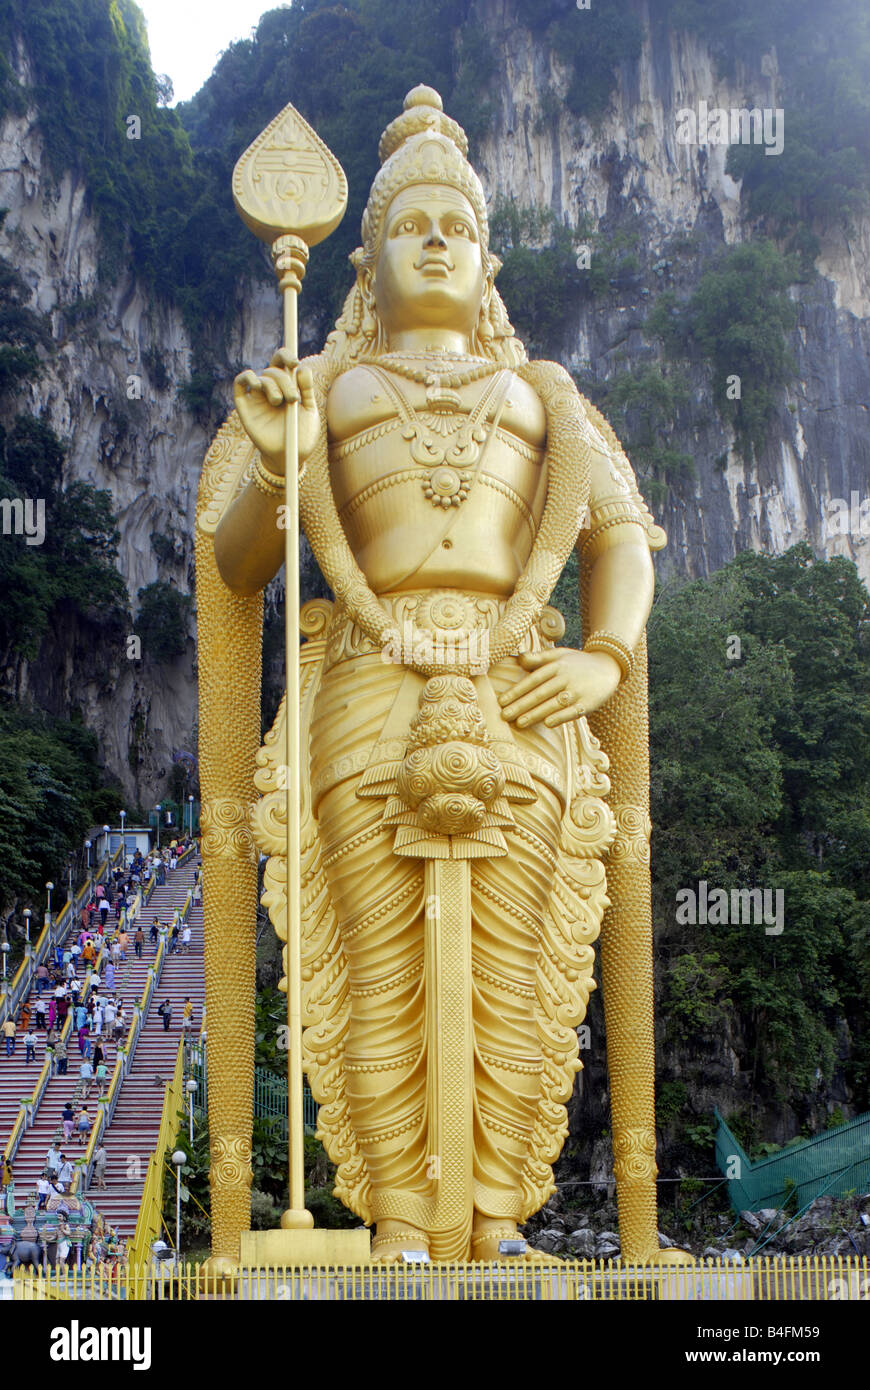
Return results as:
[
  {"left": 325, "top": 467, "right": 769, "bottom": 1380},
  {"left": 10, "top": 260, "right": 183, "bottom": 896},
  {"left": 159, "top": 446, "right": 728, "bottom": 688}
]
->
[{"left": 425, "top": 225, "right": 447, "bottom": 248}]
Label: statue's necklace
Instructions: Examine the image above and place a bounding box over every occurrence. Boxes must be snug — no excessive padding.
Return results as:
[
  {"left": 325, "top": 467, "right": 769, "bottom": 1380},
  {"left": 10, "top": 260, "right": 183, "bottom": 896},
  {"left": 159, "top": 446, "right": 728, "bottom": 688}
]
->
[
  {"left": 362, "top": 364, "right": 510, "bottom": 509},
  {"left": 366, "top": 353, "right": 500, "bottom": 411}
]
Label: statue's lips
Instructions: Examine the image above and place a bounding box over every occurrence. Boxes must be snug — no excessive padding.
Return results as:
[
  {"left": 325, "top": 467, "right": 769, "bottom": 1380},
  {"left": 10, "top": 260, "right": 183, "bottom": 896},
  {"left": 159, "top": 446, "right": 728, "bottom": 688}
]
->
[{"left": 417, "top": 257, "right": 453, "bottom": 277}]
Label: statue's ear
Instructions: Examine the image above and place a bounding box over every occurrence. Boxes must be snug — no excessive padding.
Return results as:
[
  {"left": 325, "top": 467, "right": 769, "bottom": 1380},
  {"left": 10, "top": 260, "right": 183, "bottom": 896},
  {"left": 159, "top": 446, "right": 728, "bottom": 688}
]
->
[{"left": 490, "top": 253, "right": 503, "bottom": 278}]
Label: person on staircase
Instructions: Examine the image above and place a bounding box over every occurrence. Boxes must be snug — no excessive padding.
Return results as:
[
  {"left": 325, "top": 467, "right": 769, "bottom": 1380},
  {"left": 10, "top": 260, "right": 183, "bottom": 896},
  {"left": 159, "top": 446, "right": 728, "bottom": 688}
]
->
[
  {"left": 134, "top": 925, "right": 144, "bottom": 959},
  {"left": 55, "top": 1035, "right": 68, "bottom": 1076},
  {"left": 79, "top": 1057, "right": 94, "bottom": 1100},
  {"left": 24, "top": 1028, "right": 37, "bottom": 1063},
  {"left": 93, "top": 1143, "right": 107, "bottom": 1190},
  {"left": 61, "top": 1104, "right": 74, "bottom": 1143},
  {"left": 76, "top": 1105, "right": 92, "bottom": 1149},
  {"left": 157, "top": 998, "right": 173, "bottom": 1032},
  {"left": 46, "top": 1143, "right": 61, "bottom": 1181},
  {"left": 3, "top": 1016, "right": 16, "bottom": 1056},
  {"left": 34, "top": 995, "right": 47, "bottom": 1029}
]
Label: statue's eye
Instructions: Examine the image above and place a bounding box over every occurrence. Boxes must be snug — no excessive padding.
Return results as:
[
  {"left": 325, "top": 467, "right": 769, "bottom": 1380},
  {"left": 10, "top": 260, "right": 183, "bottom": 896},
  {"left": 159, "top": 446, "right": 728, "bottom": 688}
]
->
[
  {"left": 396, "top": 219, "right": 419, "bottom": 234},
  {"left": 451, "top": 222, "right": 471, "bottom": 238}
]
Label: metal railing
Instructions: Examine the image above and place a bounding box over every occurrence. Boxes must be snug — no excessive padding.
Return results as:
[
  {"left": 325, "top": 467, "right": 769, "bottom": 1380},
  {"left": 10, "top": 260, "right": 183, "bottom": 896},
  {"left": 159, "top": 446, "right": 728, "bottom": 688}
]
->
[
  {"left": 186, "top": 1055, "right": 317, "bottom": 1135},
  {"left": 129, "top": 1039, "right": 185, "bottom": 1268},
  {"left": 11, "top": 1254, "right": 870, "bottom": 1302}
]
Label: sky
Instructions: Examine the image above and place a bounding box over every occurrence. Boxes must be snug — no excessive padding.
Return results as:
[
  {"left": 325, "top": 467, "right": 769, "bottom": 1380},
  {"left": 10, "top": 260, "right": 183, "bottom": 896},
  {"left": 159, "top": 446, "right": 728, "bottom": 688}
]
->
[{"left": 138, "top": 0, "right": 284, "bottom": 104}]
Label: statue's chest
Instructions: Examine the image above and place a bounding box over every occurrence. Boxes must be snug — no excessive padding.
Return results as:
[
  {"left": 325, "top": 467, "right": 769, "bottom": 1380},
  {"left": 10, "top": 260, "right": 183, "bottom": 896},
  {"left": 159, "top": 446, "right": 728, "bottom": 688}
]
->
[{"left": 329, "top": 409, "right": 547, "bottom": 535}]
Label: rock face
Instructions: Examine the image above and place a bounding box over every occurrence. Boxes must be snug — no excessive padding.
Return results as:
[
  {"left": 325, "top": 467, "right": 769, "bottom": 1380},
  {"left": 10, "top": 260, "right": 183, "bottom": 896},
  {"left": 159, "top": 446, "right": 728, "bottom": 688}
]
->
[
  {"left": 1, "top": 2, "right": 868, "bottom": 799},
  {"left": 472, "top": 0, "right": 870, "bottom": 588}
]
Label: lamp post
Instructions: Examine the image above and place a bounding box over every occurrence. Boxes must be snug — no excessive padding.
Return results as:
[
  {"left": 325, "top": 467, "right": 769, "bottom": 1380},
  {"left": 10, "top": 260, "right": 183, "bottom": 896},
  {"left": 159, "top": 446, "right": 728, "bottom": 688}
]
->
[
  {"left": 67, "top": 853, "right": 74, "bottom": 904},
  {"left": 119, "top": 810, "right": 127, "bottom": 870},
  {"left": 84, "top": 840, "right": 92, "bottom": 895},
  {"left": 1, "top": 940, "right": 9, "bottom": 981},
  {"left": 171, "top": 1149, "right": 186, "bottom": 1260},
  {"left": 186, "top": 1078, "right": 198, "bottom": 1144},
  {"left": 187, "top": 795, "right": 194, "bottom": 838},
  {"left": 22, "top": 908, "right": 31, "bottom": 958},
  {"left": 155, "top": 805, "right": 162, "bottom": 853},
  {"left": 45, "top": 881, "right": 54, "bottom": 930}
]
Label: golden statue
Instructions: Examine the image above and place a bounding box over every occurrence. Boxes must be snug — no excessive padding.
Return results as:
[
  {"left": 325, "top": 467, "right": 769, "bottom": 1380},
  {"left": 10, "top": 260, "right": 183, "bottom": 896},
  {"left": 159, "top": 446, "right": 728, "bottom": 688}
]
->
[{"left": 195, "top": 86, "right": 670, "bottom": 1266}]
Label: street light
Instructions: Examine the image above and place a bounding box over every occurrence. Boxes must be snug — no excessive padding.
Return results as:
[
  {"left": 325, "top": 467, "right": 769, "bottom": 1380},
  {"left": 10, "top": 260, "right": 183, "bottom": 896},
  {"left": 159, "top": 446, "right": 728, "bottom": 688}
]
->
[
  {"left": 1, "top": 940, "right": 9, "bottom": 980},
  {"left": 67, "top": 853, "right": 74, "bottom": 903},
  {"left": 84, "top": 840, "right": 92, "bottom": 894},
  {"left": 171, "top": 1149, "right": 186, "bottom": 1260},
  {"left": 186, "top": 1078, "right": 198, "bottom": 1144},
  {"left": 155, "top": 804, "right": 162, "bottom": 853},
  {"left": 22, "top": 908, "right": 31, "bottom": 956},
  {"left": 45, "top": 881, "right": 54, "bottom": 928},
  {"left": 187, "top": 795, "right": 194, "bottom": 838},
  {"left": 119, "top": 811, "right": 126, "bottom": 870}
]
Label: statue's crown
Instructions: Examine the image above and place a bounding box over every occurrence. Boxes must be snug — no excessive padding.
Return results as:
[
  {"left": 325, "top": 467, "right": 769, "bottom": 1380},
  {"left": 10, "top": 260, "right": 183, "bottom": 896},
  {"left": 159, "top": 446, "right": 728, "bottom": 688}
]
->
[{"left": 361, "top": 86, "right": 488, "bottom": 251}]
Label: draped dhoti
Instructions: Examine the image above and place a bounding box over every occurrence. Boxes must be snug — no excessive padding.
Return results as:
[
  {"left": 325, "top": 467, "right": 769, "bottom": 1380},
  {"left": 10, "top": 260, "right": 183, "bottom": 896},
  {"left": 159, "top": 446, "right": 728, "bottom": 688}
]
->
[{"left": 253, "top": 598, "right": 615, "bottom": 1260}]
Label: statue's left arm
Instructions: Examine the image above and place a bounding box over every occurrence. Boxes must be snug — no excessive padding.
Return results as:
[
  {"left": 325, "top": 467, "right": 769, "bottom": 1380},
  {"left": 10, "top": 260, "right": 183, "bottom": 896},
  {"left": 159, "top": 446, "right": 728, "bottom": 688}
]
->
[{"left": 499, "top": 441, "right": 654, "bottom": 728}]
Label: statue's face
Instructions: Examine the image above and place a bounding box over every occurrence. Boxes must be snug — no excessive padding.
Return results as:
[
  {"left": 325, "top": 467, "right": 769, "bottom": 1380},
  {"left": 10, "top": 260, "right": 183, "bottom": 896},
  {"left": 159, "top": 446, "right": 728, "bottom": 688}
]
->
[{"left": 373, "top": 184, "right": 485, "bottom": 339}]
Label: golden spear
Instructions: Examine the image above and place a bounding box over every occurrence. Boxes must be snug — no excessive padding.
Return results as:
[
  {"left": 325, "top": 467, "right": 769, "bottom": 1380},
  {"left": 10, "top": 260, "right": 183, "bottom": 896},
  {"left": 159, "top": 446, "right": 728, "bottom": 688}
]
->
[{"left": 232, "top": 103, "right": 346, "bottom": 1231}]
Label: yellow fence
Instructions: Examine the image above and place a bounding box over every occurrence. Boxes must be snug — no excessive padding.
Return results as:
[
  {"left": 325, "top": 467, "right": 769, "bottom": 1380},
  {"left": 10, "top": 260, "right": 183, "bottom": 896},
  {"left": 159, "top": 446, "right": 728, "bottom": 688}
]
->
[
  {"left": 128, "top": 1039, "right": 185, "bottom": 1267},
  {"left": 12, "top": 1255, "right": 870, "bottom": 1302}
]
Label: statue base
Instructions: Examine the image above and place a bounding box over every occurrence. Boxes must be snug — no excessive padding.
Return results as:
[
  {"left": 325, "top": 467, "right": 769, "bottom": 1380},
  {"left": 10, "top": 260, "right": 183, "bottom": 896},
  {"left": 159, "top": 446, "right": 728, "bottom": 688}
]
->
[{"left": 239, "top": 1227, "right": 372, "bottom": 1266}]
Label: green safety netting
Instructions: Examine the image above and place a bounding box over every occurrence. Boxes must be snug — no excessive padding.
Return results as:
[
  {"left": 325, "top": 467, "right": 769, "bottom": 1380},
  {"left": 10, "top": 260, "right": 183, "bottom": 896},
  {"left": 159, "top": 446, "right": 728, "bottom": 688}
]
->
[{"left": 715, "top": 1108, "right": 870, "bottom": 1212}]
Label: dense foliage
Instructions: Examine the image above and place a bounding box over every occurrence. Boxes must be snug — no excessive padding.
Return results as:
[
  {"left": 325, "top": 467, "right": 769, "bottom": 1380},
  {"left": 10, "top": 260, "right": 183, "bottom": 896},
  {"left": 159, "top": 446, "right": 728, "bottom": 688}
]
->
[
  {"left": 646, "top": 241, "right": 799, "bottom": 460},
  {"left": 135, "top": 581, "right": 192, "bottom": 665},
  {"left": 648, "top": 545, "right": 870, "bottom": 1134},
  {"left": 0, "top": 703, "right": 122, "bottom": 922}
]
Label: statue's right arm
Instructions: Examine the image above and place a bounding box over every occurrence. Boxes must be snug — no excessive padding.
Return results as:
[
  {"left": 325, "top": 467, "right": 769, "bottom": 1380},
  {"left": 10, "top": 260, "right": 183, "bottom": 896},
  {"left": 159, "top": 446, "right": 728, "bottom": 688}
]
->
[{"left": 213, "top": 354, "right": 321, "bottom": 596}]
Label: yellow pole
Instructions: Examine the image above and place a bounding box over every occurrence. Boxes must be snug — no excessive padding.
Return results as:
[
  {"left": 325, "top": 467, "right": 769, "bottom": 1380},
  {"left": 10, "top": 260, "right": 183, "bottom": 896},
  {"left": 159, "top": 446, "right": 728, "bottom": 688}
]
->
[{"left": 273, "top": 235, "right": 313, "bottom": 1230}]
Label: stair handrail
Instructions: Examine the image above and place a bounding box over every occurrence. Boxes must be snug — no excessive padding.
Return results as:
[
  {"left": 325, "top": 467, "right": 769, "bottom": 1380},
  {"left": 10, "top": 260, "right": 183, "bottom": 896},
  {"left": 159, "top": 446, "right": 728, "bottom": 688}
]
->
[
  {"left": 129, "top": 1038, "right": 184, "bottom": 1267},
  {"left": 73, "top": 1055, "right": 125, "bottom": 1195}
]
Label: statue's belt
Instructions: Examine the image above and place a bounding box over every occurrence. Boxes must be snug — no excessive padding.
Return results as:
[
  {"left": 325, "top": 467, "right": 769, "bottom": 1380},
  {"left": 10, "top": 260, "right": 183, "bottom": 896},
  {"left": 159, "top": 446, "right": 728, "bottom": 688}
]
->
[{"left": 324, "top": 588, "right": 566, "bottom": 673}]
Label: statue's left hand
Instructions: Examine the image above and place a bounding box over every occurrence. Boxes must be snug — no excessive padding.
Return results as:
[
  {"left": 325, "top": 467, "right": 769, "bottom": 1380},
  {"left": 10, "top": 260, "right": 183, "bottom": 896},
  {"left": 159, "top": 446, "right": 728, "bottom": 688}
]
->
[{"left": 498, "top": 648, "right": 621, "bottom": 728}]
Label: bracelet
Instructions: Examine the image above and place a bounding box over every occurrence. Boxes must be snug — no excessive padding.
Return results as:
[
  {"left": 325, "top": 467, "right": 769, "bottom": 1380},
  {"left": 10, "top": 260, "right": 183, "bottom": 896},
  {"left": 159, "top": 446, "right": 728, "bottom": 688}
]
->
[
  {"left": 583, "top": 629, "right": 634, "bottom": 680},
  {"left": 251, "top": 456, "right": 286, "bottom": 498}
]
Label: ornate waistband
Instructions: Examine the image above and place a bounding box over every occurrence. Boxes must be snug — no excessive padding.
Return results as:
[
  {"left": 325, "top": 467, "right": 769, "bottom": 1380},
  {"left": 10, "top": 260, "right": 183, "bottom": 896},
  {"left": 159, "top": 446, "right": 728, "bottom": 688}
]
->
[{"left": 324, "top": 589, "right": 566, "bottom": 674}]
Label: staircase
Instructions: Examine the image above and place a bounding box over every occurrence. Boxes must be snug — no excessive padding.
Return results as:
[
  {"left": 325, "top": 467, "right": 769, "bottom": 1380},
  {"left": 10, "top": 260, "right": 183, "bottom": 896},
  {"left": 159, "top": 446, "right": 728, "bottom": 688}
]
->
[
  {"left": 4, "top": 960, "right": 95, "bottom": 1193},
  {"left": 93, "top": 861, "right": 204, "bottom": 1241}
]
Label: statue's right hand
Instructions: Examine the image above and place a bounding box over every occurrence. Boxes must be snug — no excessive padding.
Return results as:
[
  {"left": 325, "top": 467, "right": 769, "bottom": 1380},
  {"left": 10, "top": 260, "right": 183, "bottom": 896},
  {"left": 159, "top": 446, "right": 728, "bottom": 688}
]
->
[{"left": 233, "top": 349, "right": 319, "bottom": 475}]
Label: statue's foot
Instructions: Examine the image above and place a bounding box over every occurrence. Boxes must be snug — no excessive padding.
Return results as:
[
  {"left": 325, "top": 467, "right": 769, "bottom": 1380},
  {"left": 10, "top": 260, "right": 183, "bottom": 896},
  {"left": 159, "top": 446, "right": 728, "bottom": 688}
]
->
[
  {"left": 371, "top": 1222, "right": 429, "bottom": 1264},
  {"left": 470, "top": 1220, "right": 546, "bottom": 1262}
]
